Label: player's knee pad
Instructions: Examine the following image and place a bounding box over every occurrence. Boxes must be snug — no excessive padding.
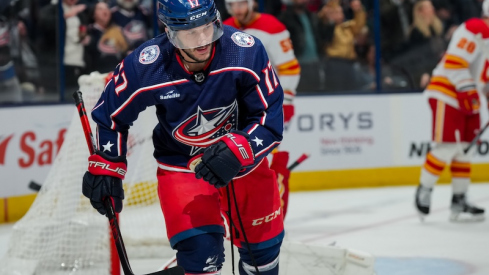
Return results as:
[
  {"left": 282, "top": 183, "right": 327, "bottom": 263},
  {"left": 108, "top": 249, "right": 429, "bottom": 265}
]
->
[
  {"left": 238, "top": 241, "right": 281, "bottom": 275},
  {"left": 430, "top": 143, "right": 460, "bottom": 163},
  {"left": 174, "top": 233, "right": 224, "bottom": 274}
]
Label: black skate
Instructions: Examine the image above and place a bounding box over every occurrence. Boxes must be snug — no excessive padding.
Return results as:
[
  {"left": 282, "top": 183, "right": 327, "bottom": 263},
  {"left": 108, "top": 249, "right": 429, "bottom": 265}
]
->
[
  {"left": 415, "top": 185, "right": 432, "bottom": 221},
  {"left": 450, "top": 194, "right": 485, "bottom": 222}
]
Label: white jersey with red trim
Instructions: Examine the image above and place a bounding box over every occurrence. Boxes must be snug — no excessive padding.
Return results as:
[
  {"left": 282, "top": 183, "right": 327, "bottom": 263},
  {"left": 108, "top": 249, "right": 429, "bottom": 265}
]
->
[
  {"left": 425, "top": 18, "right": 489, "bottom": 109},
  {"left": 224, "top": 14, "right": 300, "bottom": 105}
]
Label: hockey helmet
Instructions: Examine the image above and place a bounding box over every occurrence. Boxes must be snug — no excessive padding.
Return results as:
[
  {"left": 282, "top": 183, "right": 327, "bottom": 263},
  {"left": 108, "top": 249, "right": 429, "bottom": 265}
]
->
[
  {"left": 224, "top": 0, "right": 254, "bottom": 16},
  {"left": 158, "top": 0, "right": 223, "bottom": 49}
]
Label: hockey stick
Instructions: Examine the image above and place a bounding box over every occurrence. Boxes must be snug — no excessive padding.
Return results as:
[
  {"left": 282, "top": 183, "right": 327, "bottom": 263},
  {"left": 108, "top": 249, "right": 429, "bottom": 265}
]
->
[
  {"left": 463, "top": 121, "right": 489, "bottom": 154},
  {"left": 287, "top": 153, "right": 310, "bottom": 171},
  {"left": 73, "top": 91, "right": 185, "bottom": 275},
  {"left": 160, "top": 152, "right": 310, "bottom": 271}
]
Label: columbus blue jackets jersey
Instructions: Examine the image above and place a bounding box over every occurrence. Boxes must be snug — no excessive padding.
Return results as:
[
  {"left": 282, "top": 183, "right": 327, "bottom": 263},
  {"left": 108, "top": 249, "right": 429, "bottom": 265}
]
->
[
  {"left": 91, "top": 25, "right": 284, "bottom": 177},
  {"left": 111, "top": 6, "right": 151, "bottom": 50}
]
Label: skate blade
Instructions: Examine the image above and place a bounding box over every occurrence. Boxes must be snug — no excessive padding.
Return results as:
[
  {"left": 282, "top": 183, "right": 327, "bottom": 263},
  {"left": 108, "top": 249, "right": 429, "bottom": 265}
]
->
[{"left": 449, "top": 212, "right": 485, "bottom": 223}]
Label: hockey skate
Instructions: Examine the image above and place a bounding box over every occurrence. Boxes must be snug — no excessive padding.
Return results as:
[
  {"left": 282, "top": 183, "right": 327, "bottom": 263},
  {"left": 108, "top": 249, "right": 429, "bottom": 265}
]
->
[
  {"left": 415, "top": 185, "right": 432, "bottom": 221},
  {"left": 449, "top": 194, "right": 485, "bottom": 222}
]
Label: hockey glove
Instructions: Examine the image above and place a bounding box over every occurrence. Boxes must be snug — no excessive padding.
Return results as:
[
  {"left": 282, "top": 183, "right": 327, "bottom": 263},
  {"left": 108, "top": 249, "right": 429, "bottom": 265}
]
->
[
  {"left": 82, "top": 150, "right": 126, "bottom": 215},
  {"left": 457, "top": 89, "right": 480, "bottom": 114},
  {"left": 194, "top": 131, "right": 255, "bottom": 188}
]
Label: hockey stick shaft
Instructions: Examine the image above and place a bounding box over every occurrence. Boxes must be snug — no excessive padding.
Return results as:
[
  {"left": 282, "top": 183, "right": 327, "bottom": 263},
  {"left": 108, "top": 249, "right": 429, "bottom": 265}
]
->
[
  {"left": 73, "top": 91, "right": 184, "bottom": 275},
  {"left": 287, "top": 153, "right": 310, "bottom": 171},
  {"left": 464, "top": 121, "right": 489, "bottom": 154}
]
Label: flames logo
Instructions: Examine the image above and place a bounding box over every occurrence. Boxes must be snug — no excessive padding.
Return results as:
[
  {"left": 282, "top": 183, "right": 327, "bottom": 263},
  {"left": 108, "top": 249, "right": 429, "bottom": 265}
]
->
[{"left": 173, "top": 101, "right": 238, "bottom": 155}]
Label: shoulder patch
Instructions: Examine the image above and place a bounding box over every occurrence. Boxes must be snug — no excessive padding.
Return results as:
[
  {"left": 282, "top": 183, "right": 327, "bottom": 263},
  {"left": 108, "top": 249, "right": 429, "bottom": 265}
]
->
[
  {"left": 139, "top": 45, "right": 160, "bottom": 64},
  {"left": 231, "top": 32, "right": 255, "bottom": 48}
]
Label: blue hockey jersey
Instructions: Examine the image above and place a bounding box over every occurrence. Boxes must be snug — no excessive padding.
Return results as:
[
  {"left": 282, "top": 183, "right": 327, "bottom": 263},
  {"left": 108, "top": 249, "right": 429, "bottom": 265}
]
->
[{"left": 91, "top": 25, "right": 284, "bottom": 176}]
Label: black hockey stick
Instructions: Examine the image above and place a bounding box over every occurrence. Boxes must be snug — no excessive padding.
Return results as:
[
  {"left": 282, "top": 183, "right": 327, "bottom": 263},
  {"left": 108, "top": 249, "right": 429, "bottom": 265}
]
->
[
  {"left": 463, "top": 121, "right": 489, "bottom": 154},
  {"left": 73, "top": 91, "right": 185, "bottom": 275}
]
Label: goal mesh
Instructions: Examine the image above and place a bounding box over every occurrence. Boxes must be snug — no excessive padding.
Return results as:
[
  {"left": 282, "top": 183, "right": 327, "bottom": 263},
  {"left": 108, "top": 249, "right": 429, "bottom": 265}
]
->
[{"left": 0, "top": 72, "right": 170, "bottom": 275}]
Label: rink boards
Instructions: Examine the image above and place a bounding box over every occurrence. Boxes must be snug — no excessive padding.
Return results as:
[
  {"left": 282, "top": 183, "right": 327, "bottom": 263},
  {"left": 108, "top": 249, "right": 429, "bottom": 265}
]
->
[{"left": 2, "top": 92, "right": 489, "bottom": 222}]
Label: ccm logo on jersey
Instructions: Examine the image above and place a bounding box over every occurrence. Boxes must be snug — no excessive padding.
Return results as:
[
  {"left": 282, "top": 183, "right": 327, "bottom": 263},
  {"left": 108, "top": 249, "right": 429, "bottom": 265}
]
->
[
  {"left": 252, "top": 208, "right": 281, "bottom": 226},
  {"left": 88, "top": 160, "right": 127, "bottom": 177},
  {"left": 190, "top": 12, "right": 207, "bottom": 21}
]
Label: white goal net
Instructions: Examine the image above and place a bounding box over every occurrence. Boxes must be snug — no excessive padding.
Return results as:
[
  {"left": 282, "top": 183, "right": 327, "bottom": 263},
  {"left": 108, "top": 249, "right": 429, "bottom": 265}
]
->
[{"left": 0, "top": 72, "right": 376, "bottom": 275}]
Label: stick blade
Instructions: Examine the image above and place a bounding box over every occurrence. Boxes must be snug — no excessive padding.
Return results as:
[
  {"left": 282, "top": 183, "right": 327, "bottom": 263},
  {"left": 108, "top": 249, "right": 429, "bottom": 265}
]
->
[{"left": 146, "top": 266, "right": 185, "bottom": 275}]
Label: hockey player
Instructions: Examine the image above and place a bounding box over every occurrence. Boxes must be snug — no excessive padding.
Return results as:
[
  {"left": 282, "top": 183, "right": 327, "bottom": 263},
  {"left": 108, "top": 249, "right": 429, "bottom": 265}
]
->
[
  {"left": 81, "top": 0, "right": 284, "bottom": 274},
  {"left": 415, "top": 3, "right": 489, "bottom": 222},
  {"left": 223, "top": 0, "right": 301, "bottom": 218}
]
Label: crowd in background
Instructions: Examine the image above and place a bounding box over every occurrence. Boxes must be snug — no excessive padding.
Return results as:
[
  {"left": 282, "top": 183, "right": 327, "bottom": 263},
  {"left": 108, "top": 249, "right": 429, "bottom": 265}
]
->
[{"left": 0, "top": 0, "right": 485, "bottom": 103}]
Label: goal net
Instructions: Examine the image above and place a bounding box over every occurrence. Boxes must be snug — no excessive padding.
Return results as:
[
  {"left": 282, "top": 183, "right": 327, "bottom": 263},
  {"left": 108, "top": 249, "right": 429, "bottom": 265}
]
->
[{"left": 0, "top": 72, "right": 376, "bottom": 275}]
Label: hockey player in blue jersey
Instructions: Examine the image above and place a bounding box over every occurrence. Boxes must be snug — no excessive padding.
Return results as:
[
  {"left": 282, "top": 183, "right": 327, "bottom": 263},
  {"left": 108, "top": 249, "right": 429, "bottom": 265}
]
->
[{"left": 81, "top": 0, "right": 285, "bottom": 274}]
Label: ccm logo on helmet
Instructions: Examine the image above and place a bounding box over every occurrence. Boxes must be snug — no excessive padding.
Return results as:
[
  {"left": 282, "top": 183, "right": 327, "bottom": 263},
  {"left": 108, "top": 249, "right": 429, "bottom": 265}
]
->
[
  {"left": 88, "top": 161, "right": 127, "bottom": 176},
  {"left": 252, "top": 208, "right": 281, "bottom": 226},
  {"left": 190, "top": 11, "right": 207, "bottom": 21}
]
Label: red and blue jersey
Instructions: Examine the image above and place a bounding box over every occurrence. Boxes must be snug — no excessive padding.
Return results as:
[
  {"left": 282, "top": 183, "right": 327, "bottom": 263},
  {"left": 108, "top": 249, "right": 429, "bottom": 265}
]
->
[{"left": 91, "top": 25, "right": 284, "bottom": 177}]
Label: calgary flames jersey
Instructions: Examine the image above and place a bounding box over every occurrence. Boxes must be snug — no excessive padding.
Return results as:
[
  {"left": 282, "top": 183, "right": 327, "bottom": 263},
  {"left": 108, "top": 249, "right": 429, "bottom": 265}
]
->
[
  {"left": 224, "top": 13, "right": 300, "bottom": 105},
  {"left": 425, "top": 18, "right": 489, "bottom": 109}
]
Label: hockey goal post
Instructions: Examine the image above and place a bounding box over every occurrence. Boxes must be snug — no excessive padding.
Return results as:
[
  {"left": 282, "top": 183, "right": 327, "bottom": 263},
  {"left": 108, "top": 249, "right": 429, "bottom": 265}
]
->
[{"left": 0, "top": 72, "right": 376, "bottom": 275}]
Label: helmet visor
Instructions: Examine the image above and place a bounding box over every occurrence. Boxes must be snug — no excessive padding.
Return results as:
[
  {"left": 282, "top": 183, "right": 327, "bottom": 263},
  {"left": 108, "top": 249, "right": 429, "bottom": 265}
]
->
[{"left": 167, "top": 18, "right": 224, "bottom": 49}]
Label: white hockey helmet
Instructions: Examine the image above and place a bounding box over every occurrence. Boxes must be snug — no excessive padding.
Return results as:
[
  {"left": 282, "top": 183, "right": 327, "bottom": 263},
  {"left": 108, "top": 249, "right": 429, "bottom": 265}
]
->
[{"left": 225, "top": 0, "right": 254, "bottom": 16}]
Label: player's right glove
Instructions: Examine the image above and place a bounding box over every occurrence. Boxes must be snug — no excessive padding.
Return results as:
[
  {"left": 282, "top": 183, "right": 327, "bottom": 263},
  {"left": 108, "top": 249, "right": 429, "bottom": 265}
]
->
[
  {"left": 82, "top": 150, "right": 126, "bottom": 215},
  {"left": 194, "top": 131, "right": 255, "bottom": 188},
  {"left": 457, "top": 89, "right": 480, "bottom": 114}
]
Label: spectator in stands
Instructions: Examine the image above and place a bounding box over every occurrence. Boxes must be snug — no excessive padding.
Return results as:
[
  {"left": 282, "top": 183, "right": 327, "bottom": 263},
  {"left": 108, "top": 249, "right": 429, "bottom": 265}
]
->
[
  {"left": 85, "top": 2, "right": 128, "bottom": 74},
  {"left": 409, "top": 0, "right": 444, "bottom": 47},
  {"left": 38, "top": 0, "right": 89, "bottom": 98},
  {"left": 409, "top": 0, "right": 445, "bottom": 87},
  {"left": 357, "top": 42, "right": 412, "bottom": 90},
  {"left": 380, "top": 0, "right": 414, "bottom": 60},
  {"left": 111, "top": 0, "right": 151, "bottom": 52},
  {"left": 279, "top": 0, "right": 327, "bottom": 91},
  {"left": 278, "top": 0, "right": 325, "bottom": 64},
  {"left": 0, "top": 15, "right": 22, "bottom": 103},
  {"left": 318, "top": 0, "right": 366, "bottom": 60}
]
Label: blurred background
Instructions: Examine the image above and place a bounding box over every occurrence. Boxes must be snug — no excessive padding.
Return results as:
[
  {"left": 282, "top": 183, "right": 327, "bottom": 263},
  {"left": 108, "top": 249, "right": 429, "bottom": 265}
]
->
[{"left": 0, "top": 0, "right": 481, "bottom": 103}]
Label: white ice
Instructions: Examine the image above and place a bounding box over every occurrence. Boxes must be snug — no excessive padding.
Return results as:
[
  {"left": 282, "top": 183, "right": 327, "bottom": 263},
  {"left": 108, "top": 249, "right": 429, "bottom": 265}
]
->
[{"left": 1, "top": 183, "right": 488, "bottom": 275}]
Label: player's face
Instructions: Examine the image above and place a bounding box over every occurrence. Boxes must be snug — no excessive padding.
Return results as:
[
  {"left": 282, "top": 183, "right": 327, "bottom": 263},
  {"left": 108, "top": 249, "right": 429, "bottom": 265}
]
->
[
  {"left": 174, "top": 22, "right": 215, "bottom": 50},
  {"left": 229, "top": 1, "right": 250, "bottom": 23},
  {"left": 182, "top": 43, "right": 213, "bottom": 62}
]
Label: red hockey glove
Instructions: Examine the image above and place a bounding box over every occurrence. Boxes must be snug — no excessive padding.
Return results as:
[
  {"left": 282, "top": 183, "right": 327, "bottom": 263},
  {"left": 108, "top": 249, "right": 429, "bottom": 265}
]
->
[
  {"left": 457, "top": 90, "right": 480, "bottom": 114},
  {"left": 283, "top": 104, "right": 295, "bottom": 124},
  {"left": 82, "top": 150, "right": 126, "bottom": 215},
  {"left": 194, "top": 131, "right": 254, "bottom": 188},
  {"left": 270, "top": 151, "right": 290, "bottom": 218}
]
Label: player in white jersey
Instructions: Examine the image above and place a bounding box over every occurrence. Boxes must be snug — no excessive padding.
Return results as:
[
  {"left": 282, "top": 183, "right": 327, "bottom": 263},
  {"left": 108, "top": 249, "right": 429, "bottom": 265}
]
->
[
  {"left": 415, "top": 3, "right": 489, "bottom": 222},
  {"left": 223, "top": 0, "right": 301, "bottom": 218}
]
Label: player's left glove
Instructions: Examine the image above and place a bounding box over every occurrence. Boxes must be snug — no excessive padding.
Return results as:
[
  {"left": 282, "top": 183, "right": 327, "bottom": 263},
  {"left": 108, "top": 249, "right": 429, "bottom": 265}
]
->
[{"left": 194, "top": 131, "right": 255, "bottom": 188}]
